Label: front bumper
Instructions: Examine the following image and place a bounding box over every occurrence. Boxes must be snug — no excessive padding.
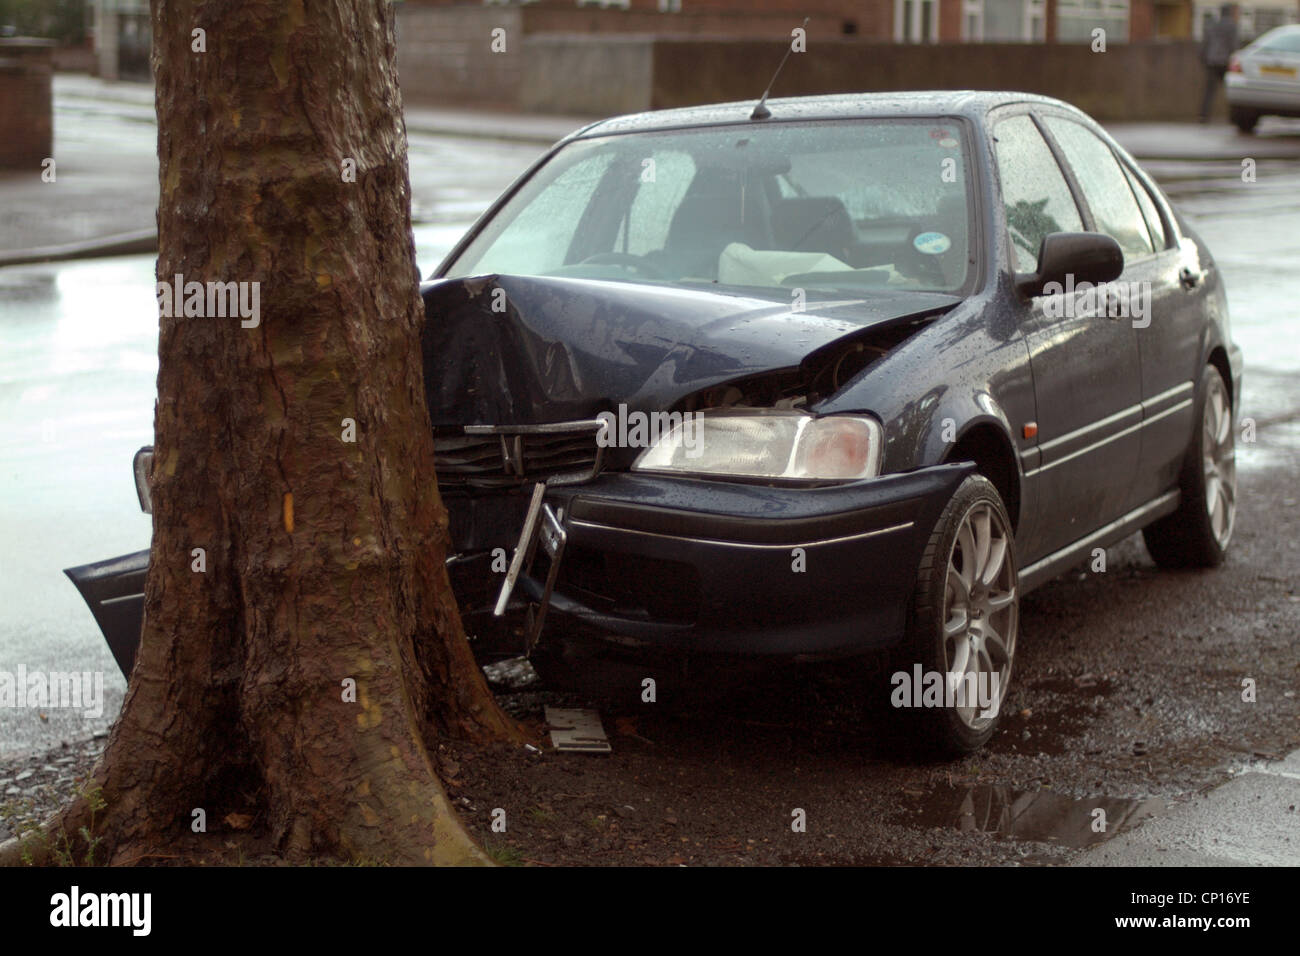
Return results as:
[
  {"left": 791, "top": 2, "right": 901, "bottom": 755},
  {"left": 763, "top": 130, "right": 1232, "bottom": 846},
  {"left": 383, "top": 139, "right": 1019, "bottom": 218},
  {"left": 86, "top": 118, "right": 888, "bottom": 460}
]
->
[{"left": 509, "top": 462, "right": 972, "bottom": 659}]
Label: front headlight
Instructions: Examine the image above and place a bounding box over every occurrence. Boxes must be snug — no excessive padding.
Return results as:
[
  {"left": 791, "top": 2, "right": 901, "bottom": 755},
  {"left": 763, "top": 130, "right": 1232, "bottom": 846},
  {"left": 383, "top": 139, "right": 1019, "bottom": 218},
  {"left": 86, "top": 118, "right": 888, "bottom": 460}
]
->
[{"left": 631, "top": 409, "right": 883, "bottom": 481}]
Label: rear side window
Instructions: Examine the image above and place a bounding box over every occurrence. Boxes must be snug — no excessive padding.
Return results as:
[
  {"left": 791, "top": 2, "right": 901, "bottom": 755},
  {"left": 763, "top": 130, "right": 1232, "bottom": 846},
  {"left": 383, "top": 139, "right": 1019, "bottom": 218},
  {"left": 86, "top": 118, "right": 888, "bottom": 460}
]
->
[
  {"left": 1121, "top": 164, "right": 1169, "bottom": 252},
  {"left": 993, "top": 114, "right": 1083, "bottom": 273},
  {"left": 1041, "top": 116, "right": 1154, "bottom": 262}
]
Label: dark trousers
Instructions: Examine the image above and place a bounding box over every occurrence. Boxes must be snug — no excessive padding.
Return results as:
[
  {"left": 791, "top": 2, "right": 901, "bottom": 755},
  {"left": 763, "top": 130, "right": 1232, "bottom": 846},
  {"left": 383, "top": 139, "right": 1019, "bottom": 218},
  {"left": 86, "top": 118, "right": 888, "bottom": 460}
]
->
[{"left": 1201, "top": 65, "right": 1227, "bottom": 121}]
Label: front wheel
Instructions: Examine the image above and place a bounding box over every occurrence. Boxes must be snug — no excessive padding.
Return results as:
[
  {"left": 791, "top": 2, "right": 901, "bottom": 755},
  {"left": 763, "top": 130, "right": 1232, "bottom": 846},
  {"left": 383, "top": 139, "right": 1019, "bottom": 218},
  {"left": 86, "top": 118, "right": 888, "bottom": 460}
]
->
[
  {"left": 890, "top": 474, "right": 1019, "bottom": 757},
  {"left": 1142, "top": 363, "right": 1236, "bottom": 568}
]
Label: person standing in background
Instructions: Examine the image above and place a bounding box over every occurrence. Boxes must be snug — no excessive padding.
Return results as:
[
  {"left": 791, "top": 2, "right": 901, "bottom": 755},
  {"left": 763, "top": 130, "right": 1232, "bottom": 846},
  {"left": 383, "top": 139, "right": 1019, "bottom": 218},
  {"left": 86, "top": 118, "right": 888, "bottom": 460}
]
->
[{"left": 1201, "top": 4, "right": 1241, "bottom": 123}]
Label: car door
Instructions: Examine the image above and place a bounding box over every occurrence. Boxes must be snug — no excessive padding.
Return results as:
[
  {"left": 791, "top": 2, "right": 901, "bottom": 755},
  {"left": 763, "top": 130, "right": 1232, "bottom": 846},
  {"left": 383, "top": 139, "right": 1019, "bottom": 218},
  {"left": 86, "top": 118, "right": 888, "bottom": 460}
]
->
[
  {"left": 1039, "top": 116, "right": 1198, "bottom": 510},
  {"left": 991, "top": 110, "right": 1143, "bottom": 562},
  {"left": 1119, "top": 153, "right": 1201, "bottom": 504}
]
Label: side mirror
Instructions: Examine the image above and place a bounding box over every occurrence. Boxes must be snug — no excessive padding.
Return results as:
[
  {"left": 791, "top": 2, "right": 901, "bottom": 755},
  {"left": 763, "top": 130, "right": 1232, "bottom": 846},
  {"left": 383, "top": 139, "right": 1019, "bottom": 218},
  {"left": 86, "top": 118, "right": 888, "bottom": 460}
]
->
[{"left": 1015, "top": 232, "right": 1123, "bottom": 298}]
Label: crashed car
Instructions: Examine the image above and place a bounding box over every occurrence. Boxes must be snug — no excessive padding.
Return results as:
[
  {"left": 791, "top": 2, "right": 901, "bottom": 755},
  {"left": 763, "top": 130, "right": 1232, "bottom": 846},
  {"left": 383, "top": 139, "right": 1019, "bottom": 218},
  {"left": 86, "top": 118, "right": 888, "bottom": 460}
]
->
[{"left": 69, "top": 91, "right": 1241, "bottom": 754}]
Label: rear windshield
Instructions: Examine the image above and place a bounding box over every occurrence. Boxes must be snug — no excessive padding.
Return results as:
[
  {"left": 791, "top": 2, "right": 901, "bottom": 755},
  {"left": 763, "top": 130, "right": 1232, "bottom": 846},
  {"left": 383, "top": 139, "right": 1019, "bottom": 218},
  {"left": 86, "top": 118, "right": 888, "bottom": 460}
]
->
[
  {"left": 442, "top": 119, "right": 975, "bottom": 296},
  {"left": 1257, "top": 28, "right": 1300, "bottom": 53}
]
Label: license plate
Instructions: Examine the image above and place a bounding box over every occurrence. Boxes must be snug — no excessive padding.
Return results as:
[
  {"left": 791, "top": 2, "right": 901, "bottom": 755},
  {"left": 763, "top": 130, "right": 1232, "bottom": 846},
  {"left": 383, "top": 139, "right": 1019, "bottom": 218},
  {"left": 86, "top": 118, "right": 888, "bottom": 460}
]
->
[{"left": 1260, "top": 65, "right": 1297, "bottom": 77}]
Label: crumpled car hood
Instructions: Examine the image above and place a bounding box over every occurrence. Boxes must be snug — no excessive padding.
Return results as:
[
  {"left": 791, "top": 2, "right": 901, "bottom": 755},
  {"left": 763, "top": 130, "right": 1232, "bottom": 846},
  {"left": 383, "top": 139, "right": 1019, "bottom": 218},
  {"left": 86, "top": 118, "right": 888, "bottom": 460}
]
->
[{"left": 421, "top": 274, "right": 959, "bottom": 425}]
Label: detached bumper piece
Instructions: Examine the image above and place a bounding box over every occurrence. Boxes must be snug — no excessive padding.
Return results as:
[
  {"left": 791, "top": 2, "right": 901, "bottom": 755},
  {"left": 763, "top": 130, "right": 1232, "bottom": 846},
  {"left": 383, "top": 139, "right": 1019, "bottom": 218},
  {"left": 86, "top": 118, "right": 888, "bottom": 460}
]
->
[{"left": 64, "top": 550, "right": 149, "bottom": 677}]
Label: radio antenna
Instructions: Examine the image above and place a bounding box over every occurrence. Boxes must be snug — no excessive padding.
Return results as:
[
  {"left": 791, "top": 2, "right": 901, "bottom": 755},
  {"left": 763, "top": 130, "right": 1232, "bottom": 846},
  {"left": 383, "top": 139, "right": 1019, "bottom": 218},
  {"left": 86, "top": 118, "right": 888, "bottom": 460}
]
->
[{"left": 751, "top": 18, "right": 809, "bottom": 120}]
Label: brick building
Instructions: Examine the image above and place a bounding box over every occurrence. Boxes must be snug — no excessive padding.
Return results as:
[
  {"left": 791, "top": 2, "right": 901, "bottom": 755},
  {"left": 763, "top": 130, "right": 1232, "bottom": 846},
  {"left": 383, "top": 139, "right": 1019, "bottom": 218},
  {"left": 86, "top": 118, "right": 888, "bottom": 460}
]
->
[{"left": 423, "top": 0, "right": 1299, "bottom": 43}]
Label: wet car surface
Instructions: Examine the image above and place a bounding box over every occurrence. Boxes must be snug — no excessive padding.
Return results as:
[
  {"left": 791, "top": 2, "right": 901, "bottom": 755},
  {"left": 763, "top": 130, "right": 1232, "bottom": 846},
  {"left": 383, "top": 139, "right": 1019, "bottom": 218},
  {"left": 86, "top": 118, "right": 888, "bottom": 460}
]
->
[{"left": 67, "top": 91, "right": 1243, "bottom": 757}]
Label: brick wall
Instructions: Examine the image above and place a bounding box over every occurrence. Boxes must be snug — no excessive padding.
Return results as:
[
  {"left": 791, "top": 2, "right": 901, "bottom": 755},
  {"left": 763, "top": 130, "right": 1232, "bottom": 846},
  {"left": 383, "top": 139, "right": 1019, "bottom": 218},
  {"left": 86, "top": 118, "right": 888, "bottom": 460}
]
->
[
  {"left": 395, "top": 5, "right": 1207, "bottom": 120},
  {"left": 649, "top": 37, "right": 1207, "bottom": 119},
  {"left": 396, "top": 5, "right": 526, "bottom": 108},
  {"left": 0, "top": 40, "right": 54, "bottom": 170},
  {"left": 521, "top": 34, "right": 654, "bottom": 113}
]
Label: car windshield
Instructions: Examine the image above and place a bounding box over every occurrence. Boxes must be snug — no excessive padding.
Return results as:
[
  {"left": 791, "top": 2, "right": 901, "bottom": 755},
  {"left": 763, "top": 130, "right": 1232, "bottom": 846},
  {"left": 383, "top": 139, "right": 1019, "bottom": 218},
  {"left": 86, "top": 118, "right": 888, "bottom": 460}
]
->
[{"left": 442, "top": 119, "right": 974, "bottom": 296}]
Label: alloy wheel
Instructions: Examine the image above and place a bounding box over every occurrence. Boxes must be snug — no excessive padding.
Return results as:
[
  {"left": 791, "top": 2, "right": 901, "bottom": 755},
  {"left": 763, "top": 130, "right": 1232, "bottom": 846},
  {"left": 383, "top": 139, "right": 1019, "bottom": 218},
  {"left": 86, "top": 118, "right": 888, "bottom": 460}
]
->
[
  {"left": 1202, "top": 373, "right": 1237, "bottom": 551},
  {"left": 942, "top": 501, "right": 1018, "bottom": 730}
]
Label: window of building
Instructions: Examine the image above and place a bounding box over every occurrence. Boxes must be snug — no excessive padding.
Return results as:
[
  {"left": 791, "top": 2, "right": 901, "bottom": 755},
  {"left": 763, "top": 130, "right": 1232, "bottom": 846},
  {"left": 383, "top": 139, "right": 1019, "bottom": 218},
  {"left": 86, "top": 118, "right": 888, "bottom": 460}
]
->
[
  {"left": 896, "top": 0, "right": 940, "bottom": 43},
  {"left": 1057, "top": 0, "right": 1130, "bottom": 43},
  {"left": 964, "top": 0, "right": 1046, "bottom": 41},
  {"left": 963, "top": 0, "right": 986, "bottom": 40}
]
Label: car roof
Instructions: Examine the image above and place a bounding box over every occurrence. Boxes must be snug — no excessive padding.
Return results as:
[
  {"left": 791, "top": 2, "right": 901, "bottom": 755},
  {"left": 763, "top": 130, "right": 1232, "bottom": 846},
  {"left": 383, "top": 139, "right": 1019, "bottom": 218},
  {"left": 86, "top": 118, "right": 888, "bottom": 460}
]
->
[
  {"left": 568, "top": 90, "right": 1082, "bottom": 140},
  {"left": 1252, "top": 23, "right": 1300, "bottom": 39}
]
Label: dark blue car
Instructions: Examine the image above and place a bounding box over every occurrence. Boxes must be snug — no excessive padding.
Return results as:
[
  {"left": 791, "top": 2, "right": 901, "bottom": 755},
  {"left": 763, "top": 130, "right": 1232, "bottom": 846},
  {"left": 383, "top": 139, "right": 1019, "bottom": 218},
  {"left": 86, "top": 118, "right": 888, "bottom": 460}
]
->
[{"left": 70, "top": 91, "right": 1242, "bottom": 755}]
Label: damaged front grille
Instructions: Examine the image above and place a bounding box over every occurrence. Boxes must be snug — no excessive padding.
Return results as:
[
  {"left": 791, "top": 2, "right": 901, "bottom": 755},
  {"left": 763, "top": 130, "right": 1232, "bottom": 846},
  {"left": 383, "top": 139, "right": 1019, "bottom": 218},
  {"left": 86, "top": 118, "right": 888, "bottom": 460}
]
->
[{"left": 434, "top": 420, "right": 605, "bottom": 489}]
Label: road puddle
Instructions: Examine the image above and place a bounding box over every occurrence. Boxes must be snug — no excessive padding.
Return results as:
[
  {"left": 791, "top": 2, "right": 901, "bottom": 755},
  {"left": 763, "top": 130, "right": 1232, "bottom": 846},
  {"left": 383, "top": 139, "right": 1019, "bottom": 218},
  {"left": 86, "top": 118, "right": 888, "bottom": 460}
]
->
[{"left": 895, "top": 784, "right": 1165, "bottom": 849}]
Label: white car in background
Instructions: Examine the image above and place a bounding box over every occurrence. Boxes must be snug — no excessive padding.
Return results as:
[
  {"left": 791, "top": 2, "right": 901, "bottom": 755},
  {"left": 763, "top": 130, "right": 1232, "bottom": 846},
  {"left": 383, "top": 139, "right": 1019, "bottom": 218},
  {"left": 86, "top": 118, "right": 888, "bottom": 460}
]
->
[{"left": 1227, "top": 24, "right": 1300, "bottom": 132}]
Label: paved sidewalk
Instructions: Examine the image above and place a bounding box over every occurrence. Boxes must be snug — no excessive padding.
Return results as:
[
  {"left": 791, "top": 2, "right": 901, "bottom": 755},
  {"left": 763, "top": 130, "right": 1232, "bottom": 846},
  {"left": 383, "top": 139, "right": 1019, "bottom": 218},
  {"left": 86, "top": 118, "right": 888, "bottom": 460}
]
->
[
  {"left": 0, "top": 77, "right": 159, "bottom": 261},
  {"left": 1109, "top": 118, "right": 1300, "bottom": 161},
  {"left": 52, "top": 72, "right": 591, "bottom": 145},
  {"left": 1077, "top": 749, "right": 1300, "bottom": 865},
  {"left": 3, "top": 74, "right": 1300, "bottom": 265},
  {"left": 0, "top": 75, "right": 584, "bottom": 264}
]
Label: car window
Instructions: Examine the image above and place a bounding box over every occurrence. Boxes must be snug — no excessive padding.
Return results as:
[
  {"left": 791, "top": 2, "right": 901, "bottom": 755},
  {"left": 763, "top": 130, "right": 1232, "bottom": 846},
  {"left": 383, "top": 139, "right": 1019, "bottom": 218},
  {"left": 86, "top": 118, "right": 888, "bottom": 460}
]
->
[
  {"left": 463, "top": 146, "right": 616, "bottom": 276},
  {"left": 1121, "top": 163, "right": 1169, "bottom": 252},
  {"left": 444, "top": 119, "right": 975, "bottom": 295},
  {"left": 1257, "top": 29, "right": 1300, "bottom": 53},
  {"left": 1041, "top": 116, "right": 1154, "bottom": 262},
  {"left": 622, "top": 151, "right": 696, "bottom": 256},
  {"left": 781, "top": 139, "right": 958, "bottom": 221},
  {"left": 992, "top": 114, "right": 1083, "bottom": 274}
]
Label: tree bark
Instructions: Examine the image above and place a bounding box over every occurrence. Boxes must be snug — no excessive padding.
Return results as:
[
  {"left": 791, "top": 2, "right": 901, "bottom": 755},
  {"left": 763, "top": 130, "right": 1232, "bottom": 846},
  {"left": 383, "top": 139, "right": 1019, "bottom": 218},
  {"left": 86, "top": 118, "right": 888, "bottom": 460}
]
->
[{"left": 3, "top": 0, "right": 523, "bottom": 866}]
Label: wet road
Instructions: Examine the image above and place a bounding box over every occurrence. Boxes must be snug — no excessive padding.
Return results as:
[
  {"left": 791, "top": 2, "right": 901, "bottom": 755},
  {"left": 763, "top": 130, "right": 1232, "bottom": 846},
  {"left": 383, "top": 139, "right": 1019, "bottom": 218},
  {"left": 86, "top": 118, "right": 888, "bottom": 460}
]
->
[
  {"left": 0, "top": 95, "right": 544, "bottom": 756},
  {"left": 1, "top": 114, "right": 1298, "bottom": 863}
]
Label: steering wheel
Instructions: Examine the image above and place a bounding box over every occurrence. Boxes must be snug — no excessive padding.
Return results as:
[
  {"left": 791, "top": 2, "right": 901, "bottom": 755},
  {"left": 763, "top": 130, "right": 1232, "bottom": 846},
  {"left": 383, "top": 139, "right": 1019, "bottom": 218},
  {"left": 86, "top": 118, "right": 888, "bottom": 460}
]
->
[{"left": 579, "top": 253, "right": 666, "bottom": 278}]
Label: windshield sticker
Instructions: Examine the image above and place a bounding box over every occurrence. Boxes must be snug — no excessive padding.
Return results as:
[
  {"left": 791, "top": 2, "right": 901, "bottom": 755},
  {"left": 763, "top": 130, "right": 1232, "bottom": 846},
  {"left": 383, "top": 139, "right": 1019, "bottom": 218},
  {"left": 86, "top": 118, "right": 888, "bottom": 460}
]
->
[{"left": 913, "top": 232, "right": 952, "bottom": 255}]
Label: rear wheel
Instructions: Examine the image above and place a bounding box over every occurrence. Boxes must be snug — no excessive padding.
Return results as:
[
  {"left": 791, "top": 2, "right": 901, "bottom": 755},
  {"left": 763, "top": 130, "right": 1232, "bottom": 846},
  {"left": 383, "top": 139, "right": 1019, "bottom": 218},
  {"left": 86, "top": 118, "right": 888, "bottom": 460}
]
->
[
  {"left": 890, "top": 474, "right": 1019, "bottom": 757},
  {"left": 1229, "top": 106, "right": 1259, "bottom": 134},
  {"left": 1142, "top": 364, "right": 1236, "bottom": 568}
]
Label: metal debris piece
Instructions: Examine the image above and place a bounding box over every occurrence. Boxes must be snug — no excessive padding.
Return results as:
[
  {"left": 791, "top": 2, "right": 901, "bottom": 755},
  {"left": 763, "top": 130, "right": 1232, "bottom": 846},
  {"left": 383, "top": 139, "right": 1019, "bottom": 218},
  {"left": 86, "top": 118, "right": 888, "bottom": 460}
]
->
[{"left": 544, "top": 706, "right": 611, "bottom": 754}]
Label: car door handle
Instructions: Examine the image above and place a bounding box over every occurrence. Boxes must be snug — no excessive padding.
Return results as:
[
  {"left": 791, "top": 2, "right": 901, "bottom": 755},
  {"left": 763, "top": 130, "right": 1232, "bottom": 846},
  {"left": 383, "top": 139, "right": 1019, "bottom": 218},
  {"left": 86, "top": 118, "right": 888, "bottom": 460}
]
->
[{"left": 1179, "top": 267, "right": 1201, "bottom": 289}]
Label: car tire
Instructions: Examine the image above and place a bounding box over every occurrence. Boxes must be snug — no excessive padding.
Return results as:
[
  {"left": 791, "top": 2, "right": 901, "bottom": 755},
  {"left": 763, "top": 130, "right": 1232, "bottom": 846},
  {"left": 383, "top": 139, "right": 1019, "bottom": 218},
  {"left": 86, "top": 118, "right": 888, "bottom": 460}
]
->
[
  {"left": 1229, "top": 107, "right": 1259, "bottom": 134},
  {"left": 889, "top": 474, "right": 1019, "bottom": 757},
  {"left": 1142, "top": 364, "right": 1237, "bottom": 569}
]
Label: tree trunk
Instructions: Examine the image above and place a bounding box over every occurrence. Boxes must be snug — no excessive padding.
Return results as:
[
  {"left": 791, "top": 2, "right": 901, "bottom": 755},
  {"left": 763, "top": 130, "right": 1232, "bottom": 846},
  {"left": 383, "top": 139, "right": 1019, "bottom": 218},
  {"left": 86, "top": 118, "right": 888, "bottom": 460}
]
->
[{"left": 5, "top": 0, "right": 524, "bottom": 866}]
